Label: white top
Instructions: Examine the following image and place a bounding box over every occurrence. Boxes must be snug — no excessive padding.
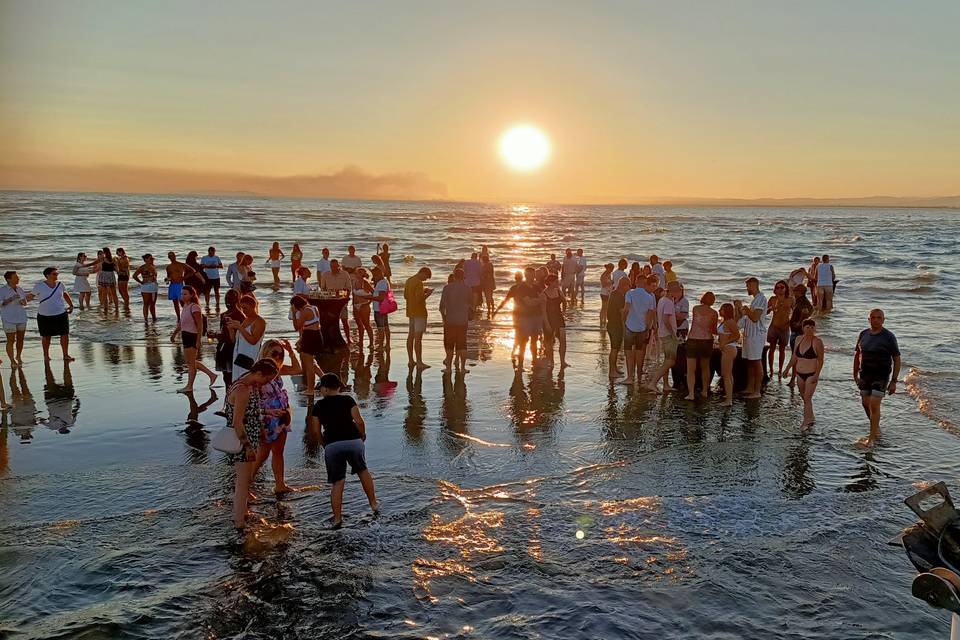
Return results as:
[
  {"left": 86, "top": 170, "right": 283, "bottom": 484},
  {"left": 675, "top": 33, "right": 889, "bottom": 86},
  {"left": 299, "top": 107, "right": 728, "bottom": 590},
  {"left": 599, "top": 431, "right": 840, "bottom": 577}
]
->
[
  {"left": 341, "top": 255, "right": 362, "bottom": 270},
  {"left": 0, "top": 285, "right": 28, "bottom": 324},
  {"left": 657, "top": 297, "right": 676, "bottom": 338},
  {"left": 225, "top": 263, "right": 242, "bottom": 289},
  {"left": 816, "top": 262, "right": 834, "bottom": 284},
  {"left": 293, "top": 278, "right": 310, "bottom": 295},
  {"left": 32, "top": 280, "right": 67, "bottom": 316},
  {"left": 624, "top": 287, "right": 656, "bottom": 332},
  {"left": 576, "top": 256, "right": 587, "bottom": 275},
  {"left": 316, "top": 258, "right": 331, "bottom": 274},
  {"left": 741, "top": 292, "right": 768, "bottom": 341},
  {"left": 651, "top": 263, "right": 666, "bottom": 286},
  {"left": 200, "top": 255, "right": 222, "bottom": 280},
  {"left": 612, "top": 269, "right": 628, "bottom": 286},
  {"left": 561, "top": 256, "right": 579, "bottom": 278},
  {"left": 372, "top": 278, "right": 389, "bottom": 313},
  {"left": 675, "top": 296, "right": 690, "bottom": 332}
]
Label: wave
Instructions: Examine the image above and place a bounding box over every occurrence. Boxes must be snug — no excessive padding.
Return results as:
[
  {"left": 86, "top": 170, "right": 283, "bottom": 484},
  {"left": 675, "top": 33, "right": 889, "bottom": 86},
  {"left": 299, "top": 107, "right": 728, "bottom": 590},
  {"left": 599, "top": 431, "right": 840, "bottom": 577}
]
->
[
  {"left": 904, "top": 367, "right": 960, "bottom": 437},
  {"left": 826, "top": 235, "right": 863, "bottom": 244}
]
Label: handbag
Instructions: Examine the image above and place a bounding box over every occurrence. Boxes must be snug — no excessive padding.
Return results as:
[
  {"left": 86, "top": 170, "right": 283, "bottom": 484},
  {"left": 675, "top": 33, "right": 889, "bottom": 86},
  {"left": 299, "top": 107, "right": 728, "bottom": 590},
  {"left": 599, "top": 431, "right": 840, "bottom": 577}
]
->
[
  {"left": 211, "top": 425, "right": 243, "bottom": 454},
  {"left": 234, "top": 353, "right": 255, "bottom": 370},
  {"left": 380, "top": 288, "right": 398, "bottom": 314}
]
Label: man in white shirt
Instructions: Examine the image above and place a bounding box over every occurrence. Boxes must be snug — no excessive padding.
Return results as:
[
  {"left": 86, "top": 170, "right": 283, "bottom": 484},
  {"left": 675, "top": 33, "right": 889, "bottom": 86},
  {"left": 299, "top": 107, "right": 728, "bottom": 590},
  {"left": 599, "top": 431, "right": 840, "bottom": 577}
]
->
[
  {"left": 816, "top": 254, "right": 836, "bottom": 313},
  {"left": 316, "top": 248, "right": 332, "bottom": 276},
  {"left": 737, "top": 276, "right": 768, "bottom": 398},
  {"left": 225, "top": 252, "right": 244, "bottom": 290},
  {"left": 321, "top": 259, "right": 353, "bottom": 344},
  {"left": 1, "top": 270, "right": 29, "bottom": 366},
  {"left": 649, "top": 255, "right": 666, "bottom": 287},
  {"left": 341, "top": 245, "right": 362, "bottom": 273},
  {"left": 622, "top": 274, "right": 658, "bottom": 385},
  {"left": 646, "top": 281, "right": 681, "bottom": 393},
  {"left": 200, "top": 246, "right": 224, "bottom": 309},
  {"left": 612, "top": 258, "right": 629, "bottom": 287},
  {"left": 575, "top": 248, "right": 587, "bottom": 299},
  {"left": 31, "top": 266, "right": 75, "bottom": 362}
]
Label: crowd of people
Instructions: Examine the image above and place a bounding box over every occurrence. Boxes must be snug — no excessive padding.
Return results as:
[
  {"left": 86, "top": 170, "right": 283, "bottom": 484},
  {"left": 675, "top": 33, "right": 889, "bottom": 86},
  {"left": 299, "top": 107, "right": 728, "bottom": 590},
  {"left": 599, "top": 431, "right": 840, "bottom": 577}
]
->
[{"left": 0, "top": 241, "right": 902, "bottom": 529}]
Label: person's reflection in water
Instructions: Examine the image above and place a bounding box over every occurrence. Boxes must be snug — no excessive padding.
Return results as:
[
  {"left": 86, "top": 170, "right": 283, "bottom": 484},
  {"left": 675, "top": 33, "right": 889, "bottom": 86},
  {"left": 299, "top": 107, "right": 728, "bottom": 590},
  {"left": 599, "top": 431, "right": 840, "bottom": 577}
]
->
[
  {"left": 183, "top": 388, "right": 218, "bottom": 464},
  {"left": 372, "top": 349, "right": 397, "bottom": 413},
  {"left": 351, "top": 350, "right": 374, "bottom": 401},
  {"left": 42, "top": 361, "right": 79, "bottom": 434},
  {"left": 144, "top": 328, "right": 164, "bottom": 383},
  {"left": 527, "top": 367, "right": 566, "bottom": 430},
  {"left": 781, "top": 434, "right": 815, "bottom": 499},
  {"left": 844, "top": 450, "right": 881, "bottom": 493},
  {"left": 8, "top": 369, "right": 37, "bottom": 442},
  {"left": 439, "top": 370, "right": 469, "bottom": 456},
  {"left": 0, "top": 411, "right": 10, "bottom": 475},
  {"left": 404, "top": 368, "right": 426, "bottom": 445}
]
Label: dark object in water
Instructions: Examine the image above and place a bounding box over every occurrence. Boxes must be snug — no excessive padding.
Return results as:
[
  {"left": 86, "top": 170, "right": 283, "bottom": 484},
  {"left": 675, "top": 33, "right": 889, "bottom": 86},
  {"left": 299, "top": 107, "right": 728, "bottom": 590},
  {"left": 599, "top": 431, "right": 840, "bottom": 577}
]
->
[{"left": 897, "top": 482, "right": 960, "bottom": 637}]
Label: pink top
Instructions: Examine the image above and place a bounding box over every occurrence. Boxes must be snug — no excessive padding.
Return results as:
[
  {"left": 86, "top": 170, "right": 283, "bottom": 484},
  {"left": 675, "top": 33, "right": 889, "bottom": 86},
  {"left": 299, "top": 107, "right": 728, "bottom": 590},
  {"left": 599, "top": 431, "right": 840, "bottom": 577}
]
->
[
  {"left": 688, "top": 305, "right": 717, "bottom": 340},
  {"left": 180, "top": 302, "right": 202, "bottom": 333}
]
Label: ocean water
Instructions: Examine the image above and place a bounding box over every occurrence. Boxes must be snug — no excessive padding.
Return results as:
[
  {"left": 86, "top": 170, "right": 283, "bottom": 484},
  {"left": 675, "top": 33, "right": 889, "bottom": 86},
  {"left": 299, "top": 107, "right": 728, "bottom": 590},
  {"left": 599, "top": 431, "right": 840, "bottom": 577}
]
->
[{"left": 0, "top": 191, "right": 958, "bottom": 639}]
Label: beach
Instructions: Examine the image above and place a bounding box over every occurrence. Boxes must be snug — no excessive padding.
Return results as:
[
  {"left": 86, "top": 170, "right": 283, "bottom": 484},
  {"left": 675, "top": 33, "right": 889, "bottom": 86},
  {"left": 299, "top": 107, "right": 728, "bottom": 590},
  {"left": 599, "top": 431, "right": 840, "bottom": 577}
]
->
[{"left": 1, "top": 191, "right": 959, "bottom": 638}]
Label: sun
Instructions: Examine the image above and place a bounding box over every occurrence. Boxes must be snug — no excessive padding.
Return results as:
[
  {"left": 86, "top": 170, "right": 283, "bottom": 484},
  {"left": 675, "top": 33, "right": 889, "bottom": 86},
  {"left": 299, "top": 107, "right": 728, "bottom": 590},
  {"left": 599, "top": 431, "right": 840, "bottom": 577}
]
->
[{"left": 498, "top": 125, "right": 551, "bottom": 171}]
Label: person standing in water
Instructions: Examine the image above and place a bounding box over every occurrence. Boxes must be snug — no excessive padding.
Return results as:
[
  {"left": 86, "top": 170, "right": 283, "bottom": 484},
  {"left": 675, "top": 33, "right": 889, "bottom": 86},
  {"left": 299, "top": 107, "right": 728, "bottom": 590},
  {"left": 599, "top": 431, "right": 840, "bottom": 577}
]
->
[
  {"left": 254, "top": 339, "right": 302, "bottom": 496},
  {"left": 315, "top": 247, "right": 332, "bottom": 277},
  {"left": 646, "top": 280, "right": 681, "bottom": 393},
  {"left": 229, "top": 294, "right": 267, "bottom": 381},
  {"left": 785, "top": 319, "right": 824, "bottom": 429},
  {"left": 309, "top": 373, "right": 380, "bottom": 529},
  {"left": 133, "top": 254, "right": 159, "bottom": 322},
  {"left": 542, "top": 273, "right": 569, "bottom": 368},
  {"left": 370, "top": 266, "right": 392, "bottom": 351},
  {"left": 226, "top": 252, "right": 244, "bottom": 291},
  {"left": 599, "top": 263, "right": 614, "bottom": 327},
  {"left": 291, "top": 295, "right": 323, "bottom": 394},
  {"left": 736, "top": 277, "right": 767, "bottom": 399},
  {"left": 605, "top": 276, "right": 629, "bottom": 379},
  {"left": 320, "top": 259, "right": 354, "bottom": 344},
  {"left": 267, "top": 242, "right": 285, "bottom": 288},
  {"left": 115, "top": 248, "right": 131, "bottom": 308},
  {"left": 816, "top": 254, "right": 836, "bottom": 314},
  {"left": 439, "top": 267, "right": 472, "bottom": 373},
  {"left": 1, "top": 271, "right": 29, "bottom": 367},
  {"left": 290, "top": 243, "right": 303, "bottom": 285},
  {"left": 341, "top": 245, "right": 362, "bottom": 274},
  {"left": 575, "top": 248, "right": 587, "bottom": 301},
  {"left": 853, "top": 309, "right": 901, "bottom": 447},
  {"left": 622, "top": 274, "right": 657, "bottom": 386},
  {"left": 403, "top": 267, "right": 433, "bottom": 370},
  {"left": 377, "top": 243, "right": 392, "bottom": 281},
  {"left": 165, "top": 252, "right": 196, "bottom": 318},
  {"left": 31, "top": 267, "right": 75, "bottom": 362},
  {"left": 561, "top": 248, "right": 578, "bottom": 301},
  {"left": 214, "top": 289, "right": 245, "bottom": 388},
  {"left": 684, "top": 291, "right": 718, "bottom": 400},
  {"left": 200, "top": 246, "right": 224, "bottom": 309},
  {"left": 766, "top": 279, "right": 793, "bottom": 379},
  {"left": 717, "top": 302, "right": 740, "bottom": 407},
  {"left": 479, "top": 253, "right": 496, "bottom": 317},
  {"left": 97, "top": 247, "right": 120, "bottom": 314},
  {"left": 72, "top": 252, "right": 96, "bottom": 311},
  {"left": 170, "top": 285, "right": 217, "bottom": 393}
]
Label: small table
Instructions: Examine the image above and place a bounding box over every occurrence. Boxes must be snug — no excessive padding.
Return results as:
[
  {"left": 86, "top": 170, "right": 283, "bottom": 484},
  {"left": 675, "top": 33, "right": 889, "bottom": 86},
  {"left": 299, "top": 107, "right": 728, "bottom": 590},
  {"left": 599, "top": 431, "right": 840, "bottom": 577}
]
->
[{"left": 306, "top": 294, "right": 350, "bottom": 352}]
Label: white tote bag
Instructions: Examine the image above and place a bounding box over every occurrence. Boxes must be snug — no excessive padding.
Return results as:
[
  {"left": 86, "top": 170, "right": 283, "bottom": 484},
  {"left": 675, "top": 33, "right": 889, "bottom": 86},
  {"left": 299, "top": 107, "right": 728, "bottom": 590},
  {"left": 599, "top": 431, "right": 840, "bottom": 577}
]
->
[{"left": 211, "top": 425, "right": 243, "bottom": 454}]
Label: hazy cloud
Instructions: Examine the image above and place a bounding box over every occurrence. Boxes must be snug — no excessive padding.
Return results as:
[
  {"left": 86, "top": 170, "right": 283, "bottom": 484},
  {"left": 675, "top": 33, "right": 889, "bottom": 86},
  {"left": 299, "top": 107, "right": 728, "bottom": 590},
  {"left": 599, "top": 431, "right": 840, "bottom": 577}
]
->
[{"left": 0, "top": 164, "right": 448, "bottom": 200}]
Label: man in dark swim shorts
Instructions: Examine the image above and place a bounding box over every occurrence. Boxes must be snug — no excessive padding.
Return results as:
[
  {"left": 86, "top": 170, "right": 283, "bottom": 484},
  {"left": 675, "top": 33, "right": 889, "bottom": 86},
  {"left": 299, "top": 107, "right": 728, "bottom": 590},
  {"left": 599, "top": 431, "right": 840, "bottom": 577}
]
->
[{"left": 853, "top": 308, "right": 901, "bottom": 447}]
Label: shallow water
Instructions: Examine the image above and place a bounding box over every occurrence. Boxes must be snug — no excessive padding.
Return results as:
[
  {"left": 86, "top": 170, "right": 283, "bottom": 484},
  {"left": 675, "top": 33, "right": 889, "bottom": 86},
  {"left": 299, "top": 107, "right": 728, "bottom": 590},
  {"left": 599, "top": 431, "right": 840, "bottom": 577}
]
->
[{"left": 1, "top": 192, "right": 959, "bottom": 638}]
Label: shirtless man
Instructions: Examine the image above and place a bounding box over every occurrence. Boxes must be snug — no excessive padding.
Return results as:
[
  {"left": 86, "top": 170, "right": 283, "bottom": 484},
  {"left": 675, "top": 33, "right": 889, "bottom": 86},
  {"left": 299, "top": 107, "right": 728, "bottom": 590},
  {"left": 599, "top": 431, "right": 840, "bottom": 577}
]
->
[{"left": 165, "top": 252, "right": 196, "bottom": 317}]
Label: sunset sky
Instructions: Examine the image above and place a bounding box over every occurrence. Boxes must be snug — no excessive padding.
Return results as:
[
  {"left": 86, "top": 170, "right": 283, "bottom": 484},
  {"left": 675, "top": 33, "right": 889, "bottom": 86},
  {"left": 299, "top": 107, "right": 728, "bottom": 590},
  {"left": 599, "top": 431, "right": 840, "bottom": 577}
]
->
[{"left": 1, "top": 1, "right": 958, "bottom": 203}]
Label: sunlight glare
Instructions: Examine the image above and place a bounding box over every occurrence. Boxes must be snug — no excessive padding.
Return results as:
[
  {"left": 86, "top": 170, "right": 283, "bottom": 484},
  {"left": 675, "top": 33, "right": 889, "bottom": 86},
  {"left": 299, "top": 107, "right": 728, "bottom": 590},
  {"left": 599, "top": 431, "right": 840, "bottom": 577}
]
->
[{"left": 499, "top": 125, "right": 551, "bottom": 171}]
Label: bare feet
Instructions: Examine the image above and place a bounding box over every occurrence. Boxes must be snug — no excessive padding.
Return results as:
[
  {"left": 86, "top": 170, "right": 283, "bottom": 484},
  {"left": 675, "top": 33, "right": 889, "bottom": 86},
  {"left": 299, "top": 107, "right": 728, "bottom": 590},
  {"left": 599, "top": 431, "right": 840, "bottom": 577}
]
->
[
  {"left": 64, "top": 355, "right": 75, "bottom": 362},
  {"left": 207, "top": 373, "right": 218, "bottom": 387},
  {"left": 274, "top": 484, "right": 295, "bottom": 496},
  {"left": 856, "top": 435, "right": 878, "bottom": 448},
  {"left": 684, "top": 394, "right": 695, "bottom": 401},
  {"left": 176, "top": 386, "right": 191, "bottom": 394},
  {"left": 416, "top": 362, "right": 431, "bottom": 371}
]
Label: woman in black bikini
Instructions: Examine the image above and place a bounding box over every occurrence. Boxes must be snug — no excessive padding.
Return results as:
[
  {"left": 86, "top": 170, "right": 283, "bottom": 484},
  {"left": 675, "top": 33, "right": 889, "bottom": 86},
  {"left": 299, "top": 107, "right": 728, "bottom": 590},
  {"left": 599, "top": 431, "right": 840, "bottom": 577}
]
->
[
  {"left": 115, "top": 247, "right": 131, "bottom": 308},
  {"left": 291, "top": 294, "right": 324, "bottom": 395},
  {"left": 97, "top": 247, "right": 120, "bottom": 313},
  {"left": 785, "top": 319, "right": 824, "bottom": 429}
]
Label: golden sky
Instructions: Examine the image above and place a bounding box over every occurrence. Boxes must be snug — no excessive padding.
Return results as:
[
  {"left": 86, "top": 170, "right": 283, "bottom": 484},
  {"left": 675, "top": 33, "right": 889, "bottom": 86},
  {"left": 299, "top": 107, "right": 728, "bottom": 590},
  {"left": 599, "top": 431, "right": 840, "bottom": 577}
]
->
[{"left": 1, "top": 1, "right": 958, "bottom": 203}]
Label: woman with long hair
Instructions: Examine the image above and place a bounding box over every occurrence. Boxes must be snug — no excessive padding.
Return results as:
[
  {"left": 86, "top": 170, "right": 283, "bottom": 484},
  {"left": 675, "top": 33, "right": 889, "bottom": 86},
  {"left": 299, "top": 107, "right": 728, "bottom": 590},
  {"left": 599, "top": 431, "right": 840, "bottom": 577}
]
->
[
  {"left": 785, "top": 319, "right": 824, "bottom": 429},
  {"left": 352, "top": 268, "right": 375, "bottom": 349},
  {"left": 599, "top": 263, "right": 614, "bottom": 327},
  {"left": 225, "top": 358, "right": 279, "bottom": 529},
  {"left": 268, "top": 242, "right": 285, "bottom": 289},
  {"left": 229, "top": 294, "right": 266, "bottom": 381},
  {"left": 717, "top": 302, "right": 741, "bottom": 407},
  {"left": 685, "top": 291, "right": 718, "bottom": 400},
  {"left": 290, "top": 243, "right": 303, "bottom": 285},
  {"left": 171, "top": 285, "right": 217, "bottom": 393},
  {"left": 133, "top": 254, "right": 159, "bottom": 322},
  {"left": 240, "top": 254, "right": 257, "bottom": 293},
  {"left": 628, "top": 262, "right": 642, "bottom": 288},
  {"left": 184, "top": 250, "right": 207, "bottom": 295},
  {"left": 542, "top": 273, "right": 568, "bottom": 367},
  {"left": 377, "top": 243, "right": 392, "bottom": 281},
  {"left": 290, "top": 294, "right": 323, "bottom": 393},
  {"left": 252, "top": 338, "right": 302, "bottom": 496},
  {"left": 766, "top": 279, "right": 793, "bottom": 378},
  {"left": 115, "top": 247, "right": 131, "bottom": 307},
  {"left": 72, "top": 252, "right": 96, "bottom": 310},
  {"left": 480, "top": 253, "right": 496, "bottom": 317},
  {"left": 369, "top": 266, "right": 392, "bottom": 350},
  {"left": 214, "top": 288, "right": 245, "bottom": 388},
  {"left": 97, "top": 247, "right": 119, "bottom": 313}
]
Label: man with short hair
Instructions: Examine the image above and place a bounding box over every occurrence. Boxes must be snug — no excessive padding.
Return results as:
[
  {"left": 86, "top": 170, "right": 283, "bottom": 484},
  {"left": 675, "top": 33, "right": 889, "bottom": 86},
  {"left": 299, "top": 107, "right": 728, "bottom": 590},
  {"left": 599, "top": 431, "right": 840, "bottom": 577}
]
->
[
  {"left": 649, "top": 255, "right": 666, "bottom": 287},
  {"left": 514, "top": 267, "right": 545, "bottom": 370},
  {"left": 463, "top": 252, "right": 482, "bottom": 308},
  {"left": 561, "top": 248, "right": 578, "bottom": 300},
  {"left": 606, "top": 276, "right": 629, "bottom": 379},
  {"left": 439, "top": 268, "right": 471, "bottom": 372},
  {"left": 545, "top": 254, "right": 561, "bottom": 274},
  {"left": 226, "top": 252, "right": 244, "bottom": 290},
  {"left": 612, "top": 258, "right": 629, "bottom": 287},
  {"left": 342, "top": 245, "right": 362, "bottom": 274},
  {"left": 622, "top": 274, "right": 658, "bottom": 385},
  {"left": 309, "top": 372, "right": 380, "bottom": 529},
  {"left": 1, "top": 271, "right": 29, "bottom": 366},
  {"left": 321, "top": 259, "right": 353, "bottom": 343},
  {"left": 737, "top": 276, "right": 767, "bottom": 399},
  {"left": 165, "top": 252, "right": 196, "bottom": 317},
  {"left": 404, "top": 267, "right": 433, "bottom": 370},
  {"left": 854, "top": 309, "right": 901, "bottom": 447},
  {"left": 200, "top": 246, "right": 224, "bottom": 309},
  {"left": 646, "top": 281, "right": 681, "bottom": 393},
  {"left": 316, "top": 248, "right": 332, "bottom": 276},
  {"left": 816, "top": 254, "right": 836, "bottom": 313},
  {"left": 575, "top": 248, "right": 587, "bottom": 299}
]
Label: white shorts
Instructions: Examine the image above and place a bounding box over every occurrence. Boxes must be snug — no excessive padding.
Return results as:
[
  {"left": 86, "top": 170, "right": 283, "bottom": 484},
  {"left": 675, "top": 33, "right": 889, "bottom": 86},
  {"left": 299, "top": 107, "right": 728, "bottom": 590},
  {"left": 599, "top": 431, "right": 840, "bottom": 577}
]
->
[
  {"left": 140, "top": 282, "right": 159, "bottom": 294},
  {"left": 742, "top": 335, "right": 765, "bottom": 361},
  {"left": 3, "top": 321, "right": 26, "bottom": 333},
  {"left": 270, "top": 260, "right": 282, "bottom": 269},
  {"left": 408, "top": 317, "right": 427, "bottom": 334}
]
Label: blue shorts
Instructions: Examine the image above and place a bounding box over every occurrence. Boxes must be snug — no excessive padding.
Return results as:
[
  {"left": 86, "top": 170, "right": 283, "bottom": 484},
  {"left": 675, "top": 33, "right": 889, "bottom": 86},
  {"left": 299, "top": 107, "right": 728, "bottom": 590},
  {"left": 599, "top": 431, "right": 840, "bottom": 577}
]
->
[
  {"left": 858, "top": 376, "right": 888, "bottom": 398},
  {"left": 323, "top": 438, "right": 367, "bottom": 483},
  {"left": 168, "top": 281, "right": 183, "bottom": 301}
]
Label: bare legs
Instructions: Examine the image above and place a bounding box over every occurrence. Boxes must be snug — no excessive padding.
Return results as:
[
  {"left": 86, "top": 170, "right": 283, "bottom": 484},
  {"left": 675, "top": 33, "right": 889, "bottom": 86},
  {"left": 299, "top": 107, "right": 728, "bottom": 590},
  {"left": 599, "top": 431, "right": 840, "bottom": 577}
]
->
[
  {"left": 141, "top": 293, "right": 157, "bottom": 322},
  {"left": 118, "top": 281, "right": 130, "bottom": 307},
  {"left": 178, "top": 345, "right": 217, "bottom": 393},
  {"left": 301, "top": 350, "right": 316, "bottom": 394},
  {"left": 721, "top": 345, "right": 736, "bottom": 406},
  {"left": 253, "top": 432, "right": 292, "bottom": 494},
  {"left": 5, "top": 330, "right": 25, "bottom": 365},
  {"left": 330, "top": 469, "right": 379, "bottom": 527},
  {"left": 798, "top": 375, "right": 818, "bottom": 428},
  {"left": 407, "top": 325, "right": 428, "bottom": 369},
  {"left": 858, "top": 394, "right": 882, "bottom": 446},
  {"left": 233, "top": 460, "right": 254, "bottom": 528},
  {"left": 745, "top": 360, "right": 763, "bottom": 399},
  {"left": 684, "top": 356, "right": 711, "bottom": 400},
  {"left": 271, "top": 268, "right": 281, "bottom": 288},
  {"left": 41, "top": 334, "right": 73, "bottom": 362},
  {"left": 600, "top": 295, "right": 609, "bottom": 327},
  {"left": 355, "top": 308, "right": 373, "bottom": 347}
]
